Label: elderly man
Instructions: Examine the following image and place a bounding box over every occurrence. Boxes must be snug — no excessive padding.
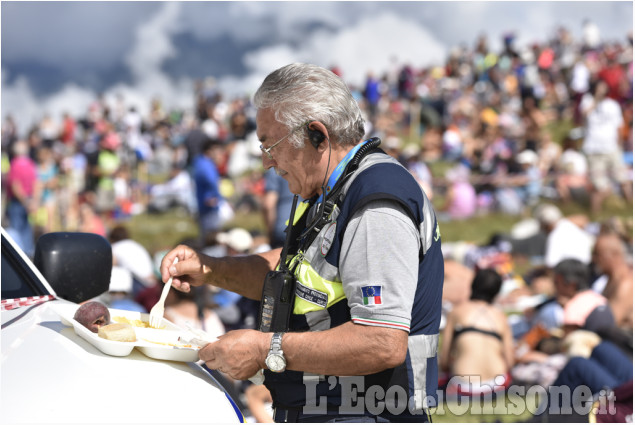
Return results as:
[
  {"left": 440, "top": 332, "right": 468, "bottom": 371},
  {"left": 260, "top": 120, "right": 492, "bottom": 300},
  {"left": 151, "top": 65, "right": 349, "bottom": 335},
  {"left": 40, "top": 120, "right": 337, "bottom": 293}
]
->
[{"left": 161, "top": 63, "right": 444, "bottom": 422}]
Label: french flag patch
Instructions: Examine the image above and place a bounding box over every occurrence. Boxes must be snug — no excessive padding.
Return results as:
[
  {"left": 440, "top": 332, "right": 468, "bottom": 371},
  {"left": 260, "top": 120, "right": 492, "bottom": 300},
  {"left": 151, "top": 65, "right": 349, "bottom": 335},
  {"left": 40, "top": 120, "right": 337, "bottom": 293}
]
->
[{"left": 361, "top": 286, "right": 382, "bottom": 305}]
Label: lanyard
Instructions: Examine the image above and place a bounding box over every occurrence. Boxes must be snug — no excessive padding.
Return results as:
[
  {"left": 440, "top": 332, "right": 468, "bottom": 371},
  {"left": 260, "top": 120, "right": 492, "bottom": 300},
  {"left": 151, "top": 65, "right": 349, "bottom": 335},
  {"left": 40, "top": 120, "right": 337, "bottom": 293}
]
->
[{"left": 316, "top": 139, "right": 369, "bottom": 204}]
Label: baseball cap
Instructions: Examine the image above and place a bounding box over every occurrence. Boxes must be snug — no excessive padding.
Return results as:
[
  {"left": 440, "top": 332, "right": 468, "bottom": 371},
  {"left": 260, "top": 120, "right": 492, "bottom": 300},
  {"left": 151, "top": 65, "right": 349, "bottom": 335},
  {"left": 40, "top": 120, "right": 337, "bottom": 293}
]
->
[
  {"left": 516, "top": 149, "right": 538, "bottom": 166},
  {"left": 534, "top": 204, "right": 563, "bottom": 226},
  {"left": 217, "top": 228, "right": 253, "bottom": 253},
  {"left": 109, "top": 266, "right": 133, "bottom": 293}
]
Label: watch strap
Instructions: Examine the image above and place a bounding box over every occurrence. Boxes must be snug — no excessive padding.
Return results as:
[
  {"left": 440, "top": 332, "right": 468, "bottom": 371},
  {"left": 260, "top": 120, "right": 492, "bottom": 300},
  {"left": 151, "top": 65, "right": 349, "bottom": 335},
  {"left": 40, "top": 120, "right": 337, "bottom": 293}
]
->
[{"left": 270, "top": 332, "right": 285, "bottom": 354}]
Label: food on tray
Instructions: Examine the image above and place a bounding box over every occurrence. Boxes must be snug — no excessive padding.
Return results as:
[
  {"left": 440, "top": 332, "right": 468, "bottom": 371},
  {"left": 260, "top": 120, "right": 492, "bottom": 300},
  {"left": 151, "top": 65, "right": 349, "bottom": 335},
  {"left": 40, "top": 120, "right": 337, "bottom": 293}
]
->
[
  {"left": 73, "top": 301, "right": 111, "bottom": 333},
  {"left": 141, "top": 338, "right": 195, "bottom": 348},
  {"left": 112, "top": 316, "right": 158, "bottom": 328},
  {"left": 98, "top": 323, "right": 136, "bottom": 342}
]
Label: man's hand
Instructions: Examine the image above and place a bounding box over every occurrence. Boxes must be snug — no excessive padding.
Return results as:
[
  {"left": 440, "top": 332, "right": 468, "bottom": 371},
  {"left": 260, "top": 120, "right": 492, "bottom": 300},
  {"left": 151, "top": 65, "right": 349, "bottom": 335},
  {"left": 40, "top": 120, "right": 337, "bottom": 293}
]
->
[
  {"left": 159, "top": 245, "right": 213, "bottom": 292},
  {"left": 199, "top": 330, "right": 270, "bottom": 381}
]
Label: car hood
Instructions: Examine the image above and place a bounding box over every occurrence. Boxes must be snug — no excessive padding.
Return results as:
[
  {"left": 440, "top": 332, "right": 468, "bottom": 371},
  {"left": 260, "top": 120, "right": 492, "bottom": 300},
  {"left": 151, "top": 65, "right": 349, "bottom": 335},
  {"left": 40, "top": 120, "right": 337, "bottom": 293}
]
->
[{"left": 1, "top": 299, "right": 242, "bottom": 423}]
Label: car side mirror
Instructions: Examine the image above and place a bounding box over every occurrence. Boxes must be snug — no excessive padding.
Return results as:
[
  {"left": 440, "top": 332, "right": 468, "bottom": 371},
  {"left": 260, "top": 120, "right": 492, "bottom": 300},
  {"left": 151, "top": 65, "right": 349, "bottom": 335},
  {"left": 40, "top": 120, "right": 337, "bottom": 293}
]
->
[{"left": 34, "top": 232, "right": 112, "bottom": 303}]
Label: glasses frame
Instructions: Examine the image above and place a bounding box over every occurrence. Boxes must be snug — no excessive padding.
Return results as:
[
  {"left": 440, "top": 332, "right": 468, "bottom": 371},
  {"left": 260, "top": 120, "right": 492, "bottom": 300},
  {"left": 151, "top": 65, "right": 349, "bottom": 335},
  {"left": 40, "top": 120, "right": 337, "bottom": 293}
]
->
[{"left": 259, "top": 123, "right": 307, "bottom": 160}]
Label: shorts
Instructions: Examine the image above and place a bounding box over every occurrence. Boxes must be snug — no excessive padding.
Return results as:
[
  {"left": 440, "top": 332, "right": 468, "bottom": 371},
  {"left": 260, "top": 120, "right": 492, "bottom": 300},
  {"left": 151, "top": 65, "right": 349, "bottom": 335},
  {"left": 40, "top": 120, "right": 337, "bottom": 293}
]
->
[{"left": 587, "top": 151, "right": 629, "bottom": 191}]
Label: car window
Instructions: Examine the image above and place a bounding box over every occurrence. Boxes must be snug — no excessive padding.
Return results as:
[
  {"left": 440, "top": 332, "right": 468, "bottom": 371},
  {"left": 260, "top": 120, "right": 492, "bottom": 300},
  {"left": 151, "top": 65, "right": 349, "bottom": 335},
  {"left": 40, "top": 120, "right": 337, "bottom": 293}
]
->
[{"left": 1, "top": 234, "right": 50, "bottom": 300}]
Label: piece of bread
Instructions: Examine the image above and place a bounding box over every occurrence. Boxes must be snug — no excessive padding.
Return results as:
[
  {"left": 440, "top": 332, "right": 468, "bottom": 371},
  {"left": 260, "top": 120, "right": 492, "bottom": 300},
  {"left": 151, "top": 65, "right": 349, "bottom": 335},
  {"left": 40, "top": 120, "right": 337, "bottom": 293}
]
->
[{"left": 98, "top": 323, "right": 136, "bottom": 342}]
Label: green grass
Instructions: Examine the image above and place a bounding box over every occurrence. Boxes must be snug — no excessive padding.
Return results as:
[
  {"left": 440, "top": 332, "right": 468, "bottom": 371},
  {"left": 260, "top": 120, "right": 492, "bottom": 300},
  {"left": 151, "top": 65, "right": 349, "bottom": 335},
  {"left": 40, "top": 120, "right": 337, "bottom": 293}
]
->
[
  {"left": 124, "top": 191, "right": 633, "bottom": 256},
  {"left": 431, "top": 396, "right": 536, "bottom": 423}
]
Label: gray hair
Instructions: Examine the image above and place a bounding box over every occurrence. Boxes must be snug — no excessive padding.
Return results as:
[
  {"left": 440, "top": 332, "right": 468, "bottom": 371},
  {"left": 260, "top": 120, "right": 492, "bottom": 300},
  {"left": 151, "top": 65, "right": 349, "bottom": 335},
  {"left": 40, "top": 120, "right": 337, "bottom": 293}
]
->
[{"left": 253, "top": 63, "right": 365, "bottom": 148}]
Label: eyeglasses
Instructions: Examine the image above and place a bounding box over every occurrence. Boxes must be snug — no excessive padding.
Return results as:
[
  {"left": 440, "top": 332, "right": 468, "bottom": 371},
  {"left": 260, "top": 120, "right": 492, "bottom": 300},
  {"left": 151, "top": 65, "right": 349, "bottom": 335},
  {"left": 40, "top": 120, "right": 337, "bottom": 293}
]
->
[{"left": 259, "top": 123, "right": 306, "bottom": 160}]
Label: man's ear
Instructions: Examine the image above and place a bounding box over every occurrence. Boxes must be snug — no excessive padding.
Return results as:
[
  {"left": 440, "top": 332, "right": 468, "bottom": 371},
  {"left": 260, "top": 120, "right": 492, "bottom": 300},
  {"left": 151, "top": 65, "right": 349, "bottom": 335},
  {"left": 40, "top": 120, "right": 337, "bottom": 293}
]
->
[{"left": 306, "top": 121, "right": 331, "bottom": 150}]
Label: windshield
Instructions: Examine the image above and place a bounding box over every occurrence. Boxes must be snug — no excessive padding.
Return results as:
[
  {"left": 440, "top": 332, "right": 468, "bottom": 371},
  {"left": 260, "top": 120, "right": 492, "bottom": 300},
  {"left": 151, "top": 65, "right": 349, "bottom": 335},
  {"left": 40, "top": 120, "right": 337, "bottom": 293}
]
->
[{"left": 1, "top": 234, "right": 50, "bottom": 300}]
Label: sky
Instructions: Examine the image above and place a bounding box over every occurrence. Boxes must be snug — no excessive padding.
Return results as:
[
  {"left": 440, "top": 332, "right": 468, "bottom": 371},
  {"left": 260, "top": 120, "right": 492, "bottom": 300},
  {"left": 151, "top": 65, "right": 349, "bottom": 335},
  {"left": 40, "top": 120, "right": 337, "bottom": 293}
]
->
[{"left": 1, "top": 1, "right": 633, "bottom": 135}]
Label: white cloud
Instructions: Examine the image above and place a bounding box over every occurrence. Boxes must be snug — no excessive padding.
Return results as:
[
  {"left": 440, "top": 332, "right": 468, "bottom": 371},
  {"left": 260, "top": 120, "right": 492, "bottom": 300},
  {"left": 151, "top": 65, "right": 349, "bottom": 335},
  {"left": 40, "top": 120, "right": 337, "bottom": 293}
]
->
[
  {"left": 222, "top": 12, "right": 446, "bottom": 98},
  {"left": 1, "top": 2, "right": 632, "bottom": 135}
]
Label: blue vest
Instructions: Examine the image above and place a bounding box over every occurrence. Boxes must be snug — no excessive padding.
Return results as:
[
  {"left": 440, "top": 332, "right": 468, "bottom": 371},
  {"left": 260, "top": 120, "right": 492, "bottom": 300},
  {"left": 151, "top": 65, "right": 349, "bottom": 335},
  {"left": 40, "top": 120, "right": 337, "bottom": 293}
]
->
[{"left": 264, "top": 152, "right": 444, "bottom": 419}]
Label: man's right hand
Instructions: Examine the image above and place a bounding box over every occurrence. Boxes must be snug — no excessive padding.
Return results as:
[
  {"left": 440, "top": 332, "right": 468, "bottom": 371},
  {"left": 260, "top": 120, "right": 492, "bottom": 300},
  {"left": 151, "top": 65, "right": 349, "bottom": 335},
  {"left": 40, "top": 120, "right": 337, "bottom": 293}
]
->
[{"left": 159, "top": 245, "right": 213, "bottom": 292}]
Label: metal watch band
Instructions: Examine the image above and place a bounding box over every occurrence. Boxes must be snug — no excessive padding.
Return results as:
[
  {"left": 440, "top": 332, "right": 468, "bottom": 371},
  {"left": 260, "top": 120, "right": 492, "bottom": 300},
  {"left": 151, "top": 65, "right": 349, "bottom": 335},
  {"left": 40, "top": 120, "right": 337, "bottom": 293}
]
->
[{"left": 270, "top": 332, "right": 284, "bottom": 354}]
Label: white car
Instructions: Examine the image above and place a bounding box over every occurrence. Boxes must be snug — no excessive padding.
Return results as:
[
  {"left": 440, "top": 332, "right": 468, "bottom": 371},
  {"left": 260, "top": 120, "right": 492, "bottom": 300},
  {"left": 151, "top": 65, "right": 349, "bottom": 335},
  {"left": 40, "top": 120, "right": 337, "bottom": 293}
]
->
[{"left": 1, "top": 228, "right": 244, "bottom": 423}]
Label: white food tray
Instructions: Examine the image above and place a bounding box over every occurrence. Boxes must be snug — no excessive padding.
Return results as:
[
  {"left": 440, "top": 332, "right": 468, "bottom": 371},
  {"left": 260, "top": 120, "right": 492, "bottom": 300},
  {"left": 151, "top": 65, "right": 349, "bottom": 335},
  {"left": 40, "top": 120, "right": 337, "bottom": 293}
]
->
[{"left": 55, "top": 304, "right": 203, "bottom": 362}]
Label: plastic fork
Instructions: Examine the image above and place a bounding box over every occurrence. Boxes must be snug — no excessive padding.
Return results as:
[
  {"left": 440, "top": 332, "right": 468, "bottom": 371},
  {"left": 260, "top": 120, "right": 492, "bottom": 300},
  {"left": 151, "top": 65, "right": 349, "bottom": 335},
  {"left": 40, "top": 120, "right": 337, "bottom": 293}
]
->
[{"left": 149, "top": 257, "right": 178, "bottom": 328}]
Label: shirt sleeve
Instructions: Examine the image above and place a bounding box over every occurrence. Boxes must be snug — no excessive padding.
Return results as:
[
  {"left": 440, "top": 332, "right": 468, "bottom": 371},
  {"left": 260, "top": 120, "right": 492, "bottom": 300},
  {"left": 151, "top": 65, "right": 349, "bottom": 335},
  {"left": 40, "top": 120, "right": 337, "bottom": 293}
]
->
[{"left": 339, "top": 199, "right": 420, "bottom": 332}]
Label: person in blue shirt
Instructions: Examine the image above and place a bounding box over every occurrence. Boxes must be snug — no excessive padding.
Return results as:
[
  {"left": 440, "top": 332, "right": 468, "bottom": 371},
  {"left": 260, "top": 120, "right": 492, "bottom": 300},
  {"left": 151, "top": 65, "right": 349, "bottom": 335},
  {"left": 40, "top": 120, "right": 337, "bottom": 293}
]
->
[
  {"left": 262, "top": 168, "right": 296, "bottom": 249},
  {"left": 193, "top": 138, "right": 225, "bottom": 242}
]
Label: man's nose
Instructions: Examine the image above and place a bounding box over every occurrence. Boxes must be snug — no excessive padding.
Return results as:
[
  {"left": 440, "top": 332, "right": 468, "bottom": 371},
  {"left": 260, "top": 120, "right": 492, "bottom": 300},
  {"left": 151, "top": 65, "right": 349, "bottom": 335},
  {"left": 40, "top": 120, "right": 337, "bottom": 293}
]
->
[{"left": 262, "top": 155, "right": 275, "bottom": 168}]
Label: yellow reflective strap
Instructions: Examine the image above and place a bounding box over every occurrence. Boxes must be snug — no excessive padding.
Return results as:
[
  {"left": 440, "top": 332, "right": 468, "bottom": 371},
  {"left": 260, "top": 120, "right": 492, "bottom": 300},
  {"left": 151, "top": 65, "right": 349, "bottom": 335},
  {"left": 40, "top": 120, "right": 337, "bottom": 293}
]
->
[
  {"left": 292, "top": 258, "right": 346, "bottom": 314},
  {"left": 285, "top": 200, "right": 311, "bottom": 227}
]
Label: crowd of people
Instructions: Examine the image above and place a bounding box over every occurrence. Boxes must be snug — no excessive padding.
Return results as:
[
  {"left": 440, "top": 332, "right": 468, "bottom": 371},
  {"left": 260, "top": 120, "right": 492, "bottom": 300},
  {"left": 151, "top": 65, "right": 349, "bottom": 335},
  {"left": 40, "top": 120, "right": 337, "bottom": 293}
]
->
[{"left": 1, "top": 22, "right": 632, "bottom": 422}]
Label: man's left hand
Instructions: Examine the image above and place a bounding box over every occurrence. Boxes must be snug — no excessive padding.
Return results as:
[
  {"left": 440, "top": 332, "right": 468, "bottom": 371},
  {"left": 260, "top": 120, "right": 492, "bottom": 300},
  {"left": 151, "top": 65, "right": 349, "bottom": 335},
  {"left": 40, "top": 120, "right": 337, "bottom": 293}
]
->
[{"left": 199, "top": 329, "right": 269, "bottom": 380}]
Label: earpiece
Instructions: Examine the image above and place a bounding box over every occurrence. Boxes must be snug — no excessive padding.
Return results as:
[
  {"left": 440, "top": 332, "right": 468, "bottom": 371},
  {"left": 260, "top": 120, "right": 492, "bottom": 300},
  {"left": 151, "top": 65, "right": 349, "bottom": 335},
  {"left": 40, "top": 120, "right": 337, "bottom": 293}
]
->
[{"left": 307, "top": 124, "right": 326, "bottom": 149}]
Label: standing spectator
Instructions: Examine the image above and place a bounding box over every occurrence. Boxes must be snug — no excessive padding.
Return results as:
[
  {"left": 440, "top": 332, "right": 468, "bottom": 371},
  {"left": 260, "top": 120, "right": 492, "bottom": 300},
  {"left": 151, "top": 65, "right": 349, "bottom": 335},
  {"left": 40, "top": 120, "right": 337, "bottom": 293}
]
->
[
  {"left": 598, "top": 51, "right": 627, "bottom": 102},
  {"left": 94, "top": 131, "right": 122, "bottom": 218},
  {"left": 580, "top": 80, "right": 631, "bottom": 214},
  {"left": 262, "top": 168, "right": 295, "bottom": 248},
  {"left": 59, "top": 112, "right": 76, "bottom": 145},
  {"left": 32, "top": 145, "right": 59, "bottom": 234},
  {"left": 193, "top": 138, "right": 225, "bottom": 243},
  {"left": 2, "top": 115, "right": 18, "bottom": 160},
  {"left": 122, "top": 106, "right": 144, "bottom": 164},
  {"left": 38, "top": 114, "right": 58, "bottom": 148},
  {"left": 363, "top": 71, "right": 381, "bottom": 119},
  {"left": 5, "top": 140, "right": 37, "bottom": 256},
  {"left": 569, "top": 54, "right": 592, "bottom": 126}
]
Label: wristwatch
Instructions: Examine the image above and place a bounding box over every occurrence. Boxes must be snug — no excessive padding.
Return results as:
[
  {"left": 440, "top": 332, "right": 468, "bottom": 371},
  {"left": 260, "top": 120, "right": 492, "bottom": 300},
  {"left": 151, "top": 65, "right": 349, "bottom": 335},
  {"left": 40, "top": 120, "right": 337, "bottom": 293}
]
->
[{"left": 265, "top": 332, "right": 286, "bottom": 373}]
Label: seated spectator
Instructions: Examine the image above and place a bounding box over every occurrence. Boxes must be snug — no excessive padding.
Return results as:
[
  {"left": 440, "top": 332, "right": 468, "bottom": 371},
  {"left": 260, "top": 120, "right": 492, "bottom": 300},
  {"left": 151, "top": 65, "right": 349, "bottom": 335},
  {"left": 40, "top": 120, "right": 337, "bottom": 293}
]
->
[
  {"left": 555, "top": 130, "right": 590, "bottom": 205},
  {"left": 561, "top": 279, "right": 634, "bottom": 359},
  {"left": 245, "top": 384, "right": 274, "bottom": 423},
  {"left": 439, "top": 163, "right": 476, "bottom": 221},
  {"left": 545, "top": 337, "right": 633, "bottom": 420},
  {"left": 534, "top": 203, "right": 595, "bottom": 268},
  {"left": 590, "top": 232, "right": 633, "bottom": 329},
  {"left": 536, "top": 130, "right": 562, "bottom": 178},
  {"left": 439, "top": 268, "right": 514, "bottom": 395},
  {"left": 109, "top": 225, "right": 158, "bottom": 294},
  {"left": 532, "top": 258, "right": 590, "bottom": 332},
  {"left": 163, "top": 285, "right": 225, "bottom": 340},
  {"left": 103, "top": 266, "right": 147, "bottom": 313},
  {"left": 512, "top": 149, "right": 542, "bottom": 208},
  {"left": 210, "top": 227, "right": 258, "bottom": 331},
  {"left": 148, "top": 163, "right": 197, "bottom": 214},
  {"left": 403, "top": 144, "right": 434, "bottom": 200}
]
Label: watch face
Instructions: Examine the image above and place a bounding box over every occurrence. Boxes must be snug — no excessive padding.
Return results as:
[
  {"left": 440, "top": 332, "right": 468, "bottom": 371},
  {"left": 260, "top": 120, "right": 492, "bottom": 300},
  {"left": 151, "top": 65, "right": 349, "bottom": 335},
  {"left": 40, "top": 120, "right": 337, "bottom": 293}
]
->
[{"left": 266, "top": 354, "right": 286, "bottom": 372}]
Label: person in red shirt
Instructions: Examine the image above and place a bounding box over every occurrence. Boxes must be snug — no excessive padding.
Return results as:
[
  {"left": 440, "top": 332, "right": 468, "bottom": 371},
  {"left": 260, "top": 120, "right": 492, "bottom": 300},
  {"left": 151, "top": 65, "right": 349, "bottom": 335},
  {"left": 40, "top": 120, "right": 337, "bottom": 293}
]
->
[
  {"left": 60, "top": 112, "right": 76, "bottom": 145},
  {"left": 598, "top": 52, "right": 626, "bottom": 102},
  {"left": 5, "top": 140, "right": 37, "bottom": 256}
]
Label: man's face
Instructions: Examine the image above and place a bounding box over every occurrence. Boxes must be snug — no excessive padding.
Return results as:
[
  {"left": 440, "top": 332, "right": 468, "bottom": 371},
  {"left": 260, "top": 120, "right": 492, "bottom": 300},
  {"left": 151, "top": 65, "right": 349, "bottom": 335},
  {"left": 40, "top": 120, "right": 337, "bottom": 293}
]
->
[{"left": 256, "top": 108, "right": 322, "bottom": 199}]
